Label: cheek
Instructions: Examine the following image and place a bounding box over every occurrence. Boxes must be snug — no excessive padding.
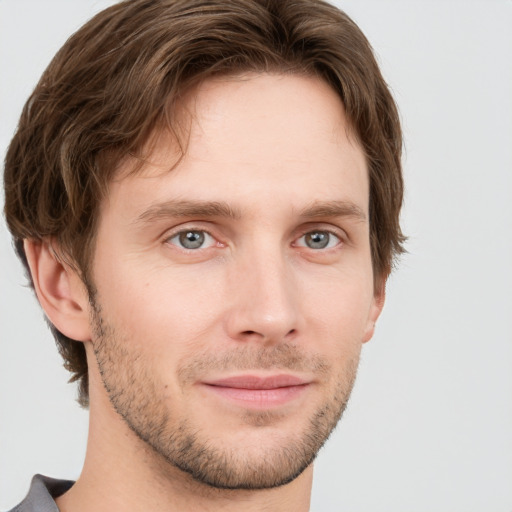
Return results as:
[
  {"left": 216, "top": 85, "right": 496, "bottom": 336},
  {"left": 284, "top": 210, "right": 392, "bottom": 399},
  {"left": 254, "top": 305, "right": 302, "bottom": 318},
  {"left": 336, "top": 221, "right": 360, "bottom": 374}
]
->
[
  {"left": 94, "top": 257, "right": 225, "bottom": 348},
  {"left": 302, "top": 267, "right": 374, "bottom": 350}
]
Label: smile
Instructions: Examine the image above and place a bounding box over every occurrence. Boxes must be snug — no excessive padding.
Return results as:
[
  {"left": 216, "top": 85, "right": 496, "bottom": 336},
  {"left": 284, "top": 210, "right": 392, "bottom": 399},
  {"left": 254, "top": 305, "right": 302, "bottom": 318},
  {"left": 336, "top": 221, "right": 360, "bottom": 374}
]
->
[{"left": 200, "top": 375, "right": 311, "bottom": 409}]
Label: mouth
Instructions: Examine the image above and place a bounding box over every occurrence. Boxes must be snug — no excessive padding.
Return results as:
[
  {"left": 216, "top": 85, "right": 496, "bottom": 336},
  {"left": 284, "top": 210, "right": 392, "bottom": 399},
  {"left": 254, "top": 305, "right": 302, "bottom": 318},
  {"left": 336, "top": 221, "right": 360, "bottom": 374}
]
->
[{"left": 200, "top": 374, "right": 311, "bottom": 409}]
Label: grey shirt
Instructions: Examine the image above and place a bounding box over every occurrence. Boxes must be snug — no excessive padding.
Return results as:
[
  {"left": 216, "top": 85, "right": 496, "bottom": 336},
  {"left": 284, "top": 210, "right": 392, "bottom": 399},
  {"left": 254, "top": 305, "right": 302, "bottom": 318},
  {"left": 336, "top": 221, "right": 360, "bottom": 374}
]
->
[{"left": 6, "top": 475, "right": 74, "bottom": 512}]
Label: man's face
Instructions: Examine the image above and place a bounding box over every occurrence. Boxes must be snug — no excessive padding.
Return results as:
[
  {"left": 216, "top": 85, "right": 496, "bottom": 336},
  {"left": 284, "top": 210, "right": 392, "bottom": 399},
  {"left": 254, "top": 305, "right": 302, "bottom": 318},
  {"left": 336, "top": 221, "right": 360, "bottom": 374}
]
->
[{"left": 86, "top": 73, "right": 382, "bottom": 489}]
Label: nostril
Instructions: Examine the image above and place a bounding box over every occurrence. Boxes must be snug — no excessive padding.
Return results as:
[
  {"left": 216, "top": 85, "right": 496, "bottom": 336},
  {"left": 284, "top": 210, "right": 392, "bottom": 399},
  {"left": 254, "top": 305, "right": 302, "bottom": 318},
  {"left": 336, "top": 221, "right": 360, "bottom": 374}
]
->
[{"left": 239, "top": 328, "right": 297, "bottom": 339}]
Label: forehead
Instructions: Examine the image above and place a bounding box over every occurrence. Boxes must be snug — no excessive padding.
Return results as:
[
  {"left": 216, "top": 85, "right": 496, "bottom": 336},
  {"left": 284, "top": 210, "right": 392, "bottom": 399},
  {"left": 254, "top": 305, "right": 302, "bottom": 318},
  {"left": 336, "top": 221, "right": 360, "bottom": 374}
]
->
[{"left": 107, "top": 73, "right": 368, "bottom": 217}]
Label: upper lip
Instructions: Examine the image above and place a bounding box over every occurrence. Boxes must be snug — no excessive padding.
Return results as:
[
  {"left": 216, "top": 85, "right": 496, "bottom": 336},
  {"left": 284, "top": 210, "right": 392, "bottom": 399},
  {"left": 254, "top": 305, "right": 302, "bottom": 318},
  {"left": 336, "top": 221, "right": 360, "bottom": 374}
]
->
[{"left": 202, "top": 374, "right": 310, "bottom": 389}]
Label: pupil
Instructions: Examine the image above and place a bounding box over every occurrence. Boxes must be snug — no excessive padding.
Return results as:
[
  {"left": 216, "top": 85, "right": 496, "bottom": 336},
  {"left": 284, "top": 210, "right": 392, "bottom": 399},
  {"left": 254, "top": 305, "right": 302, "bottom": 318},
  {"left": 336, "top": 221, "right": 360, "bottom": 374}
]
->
[
  {"left": 180, "top": 231, "right": 204, "bottom": 249},
  {"left": 306, "top": 231, "right": 329, "bottom": 249}
]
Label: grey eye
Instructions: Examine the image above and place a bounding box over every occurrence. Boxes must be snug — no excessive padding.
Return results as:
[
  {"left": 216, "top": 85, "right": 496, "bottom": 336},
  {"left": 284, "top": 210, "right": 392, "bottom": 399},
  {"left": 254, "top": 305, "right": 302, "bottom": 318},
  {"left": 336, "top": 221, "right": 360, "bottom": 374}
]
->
[
  {"left": 297, "top": 231, "right": 341, "bottom": 250},
  {"left": 305, "top": 231, "right": 329, "bottom": 249},
  {"left": 179, "top": 231, "right": 205, "bottom": 249},
  {"left": 169, "top": 230, "right": 214, "bottom": 250}
]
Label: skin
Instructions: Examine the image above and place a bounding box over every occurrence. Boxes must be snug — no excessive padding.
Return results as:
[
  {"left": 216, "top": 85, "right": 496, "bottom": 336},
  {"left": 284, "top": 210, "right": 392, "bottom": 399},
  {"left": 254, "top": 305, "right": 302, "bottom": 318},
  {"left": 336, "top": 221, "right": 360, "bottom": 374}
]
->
[{"left": 25, "top": 73, "right": 384, "bottom": 512}]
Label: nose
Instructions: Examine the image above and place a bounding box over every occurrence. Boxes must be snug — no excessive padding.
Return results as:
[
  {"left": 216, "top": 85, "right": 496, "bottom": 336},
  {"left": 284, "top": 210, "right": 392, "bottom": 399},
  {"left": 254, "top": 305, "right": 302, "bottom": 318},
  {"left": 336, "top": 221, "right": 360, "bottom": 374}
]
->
[{"left": 225, "top": 246, "right": 301, "bottom": 345}]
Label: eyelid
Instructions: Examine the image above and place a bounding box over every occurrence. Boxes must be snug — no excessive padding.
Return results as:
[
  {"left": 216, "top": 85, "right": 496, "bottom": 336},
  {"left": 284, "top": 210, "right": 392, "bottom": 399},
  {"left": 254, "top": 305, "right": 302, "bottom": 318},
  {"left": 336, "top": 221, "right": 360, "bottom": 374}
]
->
[
  {"left": 163, "top": 223, "right": 222, "bottom": 250},
  {"left": 294, "top": 223, "right": 347, "bottom": 243},
  {"left": 161, "top": 222, "right": 347, "bottom": 251},
  {"left": 294, "top": 230, "right": 343, "bottom": 250},
  {"left": 169, "top": 230, "right": 216, "bottom": 250}
]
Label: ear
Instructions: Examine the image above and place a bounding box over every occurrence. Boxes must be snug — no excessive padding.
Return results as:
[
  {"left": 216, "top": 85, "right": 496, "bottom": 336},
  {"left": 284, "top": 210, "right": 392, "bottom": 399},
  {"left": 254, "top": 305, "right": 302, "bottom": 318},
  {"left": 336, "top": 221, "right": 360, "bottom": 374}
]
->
[
  {"left": 362, "top": 279, "right": 386, "bottom": 343},
  {"left": 24, "top": 239, "right": 92, "bottom": 342}
]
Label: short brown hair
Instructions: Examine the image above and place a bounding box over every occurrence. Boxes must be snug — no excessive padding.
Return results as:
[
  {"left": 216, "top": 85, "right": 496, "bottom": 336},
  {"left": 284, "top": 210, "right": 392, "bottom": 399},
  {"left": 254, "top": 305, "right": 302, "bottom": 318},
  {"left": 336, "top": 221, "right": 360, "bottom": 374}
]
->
[{"left": 3, "top": 0, "right": 405, "bottom": 406}]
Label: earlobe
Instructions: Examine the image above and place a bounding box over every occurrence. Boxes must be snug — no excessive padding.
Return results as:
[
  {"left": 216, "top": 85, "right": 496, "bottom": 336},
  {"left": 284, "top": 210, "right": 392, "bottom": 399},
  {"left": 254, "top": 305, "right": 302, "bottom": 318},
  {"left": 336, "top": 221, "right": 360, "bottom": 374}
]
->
[
  {"left": 24, "top": 239, "right": 92, "bottom": 342},
  {"left": 362, "top": 281, "right": 386, "bottom": 343}
]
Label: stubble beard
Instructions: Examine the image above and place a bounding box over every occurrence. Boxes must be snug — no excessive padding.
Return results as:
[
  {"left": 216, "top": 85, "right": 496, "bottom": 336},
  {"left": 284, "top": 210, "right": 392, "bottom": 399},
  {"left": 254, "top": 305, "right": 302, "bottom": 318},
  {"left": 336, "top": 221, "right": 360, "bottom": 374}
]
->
[{"left": 90, "top": 296, "right": 360, "bottom": 490}]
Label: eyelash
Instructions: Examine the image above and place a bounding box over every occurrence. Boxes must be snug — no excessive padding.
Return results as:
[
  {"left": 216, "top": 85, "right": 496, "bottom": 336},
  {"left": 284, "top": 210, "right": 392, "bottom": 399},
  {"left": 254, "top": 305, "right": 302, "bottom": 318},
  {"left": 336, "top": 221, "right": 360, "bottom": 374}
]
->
[
  {"left": 164, "top": 226, "right": 344, "bottom": 252},
  {"left": 166, "top": 228, "right": 219, "bottom": 251},
  {"left": 293, "top": 229, "right": 343, "bottom": 250}
]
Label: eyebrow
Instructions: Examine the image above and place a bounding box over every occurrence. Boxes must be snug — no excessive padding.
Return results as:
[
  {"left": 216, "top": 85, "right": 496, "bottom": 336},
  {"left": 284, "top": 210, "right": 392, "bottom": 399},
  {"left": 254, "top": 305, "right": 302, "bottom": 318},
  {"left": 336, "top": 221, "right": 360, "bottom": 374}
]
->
[
  {"left": 298, "top": 200, "right": 367, "bottom": 222},
  {"left": 135, "top": 200, "right": 242, "bottom": 224},
  {"left": 134, "top": 198, "right": 367, "bottom": 225}
]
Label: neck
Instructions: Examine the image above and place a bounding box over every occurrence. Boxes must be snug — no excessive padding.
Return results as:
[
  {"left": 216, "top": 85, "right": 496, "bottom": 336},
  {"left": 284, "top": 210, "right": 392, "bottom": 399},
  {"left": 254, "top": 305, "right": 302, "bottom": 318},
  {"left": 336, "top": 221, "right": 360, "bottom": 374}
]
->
[{"left": 56, "top": 375, "right": 313, "bottom": 512}]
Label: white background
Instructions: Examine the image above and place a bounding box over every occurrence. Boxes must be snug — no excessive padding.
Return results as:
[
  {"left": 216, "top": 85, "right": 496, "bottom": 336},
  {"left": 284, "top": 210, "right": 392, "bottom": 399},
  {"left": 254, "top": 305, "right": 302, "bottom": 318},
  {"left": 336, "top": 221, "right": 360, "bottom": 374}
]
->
[{"left": 1, "top": 1, "right": 511, "bottom": 511}]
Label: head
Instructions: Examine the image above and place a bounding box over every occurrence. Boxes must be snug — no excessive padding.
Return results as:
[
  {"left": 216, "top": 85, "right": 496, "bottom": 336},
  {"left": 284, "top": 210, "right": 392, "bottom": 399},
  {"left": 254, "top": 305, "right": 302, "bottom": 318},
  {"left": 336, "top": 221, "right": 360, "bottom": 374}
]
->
[{"left": 3, "top": 0, "right": 404, "bottom": 490}]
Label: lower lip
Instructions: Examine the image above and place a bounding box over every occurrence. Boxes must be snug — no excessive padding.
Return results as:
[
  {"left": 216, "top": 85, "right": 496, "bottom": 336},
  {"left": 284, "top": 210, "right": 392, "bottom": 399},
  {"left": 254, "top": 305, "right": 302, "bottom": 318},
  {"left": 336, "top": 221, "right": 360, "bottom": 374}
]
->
[{"left": 202, "top": 384, "right": 309, "bottom": 409}]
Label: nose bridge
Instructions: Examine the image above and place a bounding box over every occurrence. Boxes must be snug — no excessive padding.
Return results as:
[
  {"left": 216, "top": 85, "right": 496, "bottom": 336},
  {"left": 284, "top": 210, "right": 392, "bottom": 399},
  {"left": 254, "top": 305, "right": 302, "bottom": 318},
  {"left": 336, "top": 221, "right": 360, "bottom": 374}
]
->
[{"left": 226, "top": 236, "right": 300, "bottom": 343}]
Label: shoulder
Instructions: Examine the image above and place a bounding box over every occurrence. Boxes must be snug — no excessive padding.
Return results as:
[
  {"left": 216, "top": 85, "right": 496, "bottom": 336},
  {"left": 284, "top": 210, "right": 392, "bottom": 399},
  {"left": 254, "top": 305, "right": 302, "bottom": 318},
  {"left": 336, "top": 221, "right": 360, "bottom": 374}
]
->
[{"left": 5, "top": 475, "right": 74, "bottom": 512}]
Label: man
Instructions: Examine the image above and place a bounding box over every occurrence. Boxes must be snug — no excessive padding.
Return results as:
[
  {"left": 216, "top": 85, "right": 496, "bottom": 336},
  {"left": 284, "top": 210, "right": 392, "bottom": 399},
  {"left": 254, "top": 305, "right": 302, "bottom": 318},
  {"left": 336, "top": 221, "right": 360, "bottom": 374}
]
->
[{"left": 3, "top": 0, "right": 404, "bottom": 510}]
